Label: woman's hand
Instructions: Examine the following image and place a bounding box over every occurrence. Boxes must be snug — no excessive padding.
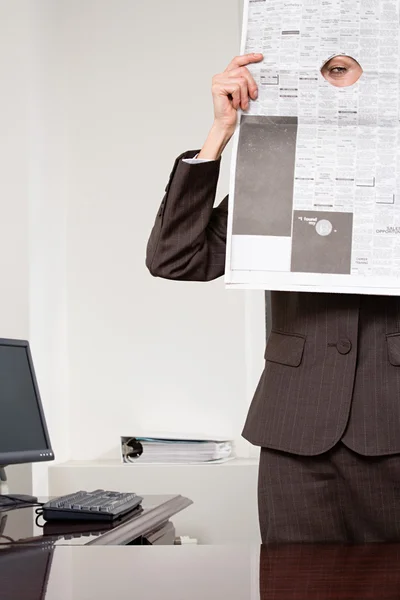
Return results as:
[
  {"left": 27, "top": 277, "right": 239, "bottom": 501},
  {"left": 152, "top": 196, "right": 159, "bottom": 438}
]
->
[
  {"left": 212, "top": 53, "right": 262, "bottom": 132},
  {"left": 198, "top": 53, "right": 263, "bottom": 160}
]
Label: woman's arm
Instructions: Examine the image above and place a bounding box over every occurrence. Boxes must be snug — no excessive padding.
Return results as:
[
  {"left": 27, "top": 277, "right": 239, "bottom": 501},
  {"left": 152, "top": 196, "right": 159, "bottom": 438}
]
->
[
  {"left": 146, "top": 53, "right": 262, "bottom": 281},
  {"left": 146, "top": 151, "right": 228, "bottom": 281}
]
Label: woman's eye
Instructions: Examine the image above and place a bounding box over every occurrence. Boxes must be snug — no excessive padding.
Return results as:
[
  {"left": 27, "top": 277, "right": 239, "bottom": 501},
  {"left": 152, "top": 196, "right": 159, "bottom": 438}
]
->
[{"left": 330, "top": 67, "right": 347, "bottom": 74}]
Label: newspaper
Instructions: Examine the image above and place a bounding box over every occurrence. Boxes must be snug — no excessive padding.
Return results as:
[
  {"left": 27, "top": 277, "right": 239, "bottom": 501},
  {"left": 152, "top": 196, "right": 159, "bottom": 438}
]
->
[{"left": 226, "top": 0, "right": 400, "bottom": 294}]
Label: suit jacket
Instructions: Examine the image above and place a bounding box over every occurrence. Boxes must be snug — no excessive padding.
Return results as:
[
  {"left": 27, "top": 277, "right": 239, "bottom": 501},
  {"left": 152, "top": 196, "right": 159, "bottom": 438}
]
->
[{"left": 146, "top": 150, "right": 400, "bottom": 457}]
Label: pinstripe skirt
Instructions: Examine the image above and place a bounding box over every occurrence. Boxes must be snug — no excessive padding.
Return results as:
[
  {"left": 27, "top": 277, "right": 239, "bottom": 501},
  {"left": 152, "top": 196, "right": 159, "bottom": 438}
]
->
[{"left": 258, "top": 442, "right": 400, "bottom": 543}]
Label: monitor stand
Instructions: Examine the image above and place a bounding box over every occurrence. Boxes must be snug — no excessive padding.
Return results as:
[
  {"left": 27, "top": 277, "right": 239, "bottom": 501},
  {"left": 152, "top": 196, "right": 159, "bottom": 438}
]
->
[{"left": 0, "top": 466, "right": 38, "bottom": 505}]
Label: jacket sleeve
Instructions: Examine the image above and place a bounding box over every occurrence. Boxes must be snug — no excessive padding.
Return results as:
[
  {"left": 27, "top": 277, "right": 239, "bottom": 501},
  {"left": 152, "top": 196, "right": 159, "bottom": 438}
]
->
[{"left": 146, "top": 150, "right": 228, "bottom": 282}]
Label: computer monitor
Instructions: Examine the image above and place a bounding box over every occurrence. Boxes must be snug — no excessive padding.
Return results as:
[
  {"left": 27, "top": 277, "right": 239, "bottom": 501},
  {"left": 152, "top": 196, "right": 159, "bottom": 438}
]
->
[{"left": 0, "top": 338, "right": 54, "bottom": 486}]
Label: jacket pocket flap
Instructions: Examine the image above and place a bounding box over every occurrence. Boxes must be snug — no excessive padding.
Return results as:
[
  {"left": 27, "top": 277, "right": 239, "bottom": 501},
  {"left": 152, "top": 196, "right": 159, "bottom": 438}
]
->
[
  {"left": 387, "top": 333, "right": 400, "bottom": 366},
  {"left": 264, "top": 331, "right": 306, "bottom": 367}
]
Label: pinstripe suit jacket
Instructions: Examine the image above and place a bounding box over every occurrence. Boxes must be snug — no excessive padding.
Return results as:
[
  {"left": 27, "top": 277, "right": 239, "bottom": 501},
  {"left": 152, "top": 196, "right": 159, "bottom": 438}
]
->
[{"left": 146, "top": 150, "right": 400, "bottom": 457}]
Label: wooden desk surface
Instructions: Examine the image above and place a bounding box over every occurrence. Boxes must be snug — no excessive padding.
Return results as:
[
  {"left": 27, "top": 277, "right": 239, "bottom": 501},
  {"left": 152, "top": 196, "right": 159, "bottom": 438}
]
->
[
  {"left": 2, "top": 543, "right": 400, "bottom": 599},
  {"left": 0, "top": 494, "right": 192, "bottom": 547}
]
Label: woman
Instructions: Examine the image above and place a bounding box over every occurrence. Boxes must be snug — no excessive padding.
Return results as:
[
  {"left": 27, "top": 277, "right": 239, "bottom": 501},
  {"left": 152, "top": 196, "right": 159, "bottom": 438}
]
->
[{"left": 146, "top": 53, "right": 400, "bottom": 544}]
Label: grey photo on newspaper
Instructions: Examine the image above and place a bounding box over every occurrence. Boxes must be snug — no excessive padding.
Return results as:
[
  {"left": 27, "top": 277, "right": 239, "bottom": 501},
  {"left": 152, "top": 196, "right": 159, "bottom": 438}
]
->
[{"left": 227, "top": 0, "right": 400, "bottom": 295}]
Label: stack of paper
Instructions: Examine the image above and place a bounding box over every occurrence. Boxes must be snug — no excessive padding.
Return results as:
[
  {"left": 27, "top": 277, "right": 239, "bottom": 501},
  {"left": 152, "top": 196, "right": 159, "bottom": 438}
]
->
[{"left": 121, "top": 435, "right": 234, "bottom": 464}]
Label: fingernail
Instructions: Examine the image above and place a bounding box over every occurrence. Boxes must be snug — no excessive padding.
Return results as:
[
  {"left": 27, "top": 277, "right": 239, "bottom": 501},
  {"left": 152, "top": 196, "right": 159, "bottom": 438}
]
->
[{"left": 254, "top": 89, "right": 258, "bottom": 99}]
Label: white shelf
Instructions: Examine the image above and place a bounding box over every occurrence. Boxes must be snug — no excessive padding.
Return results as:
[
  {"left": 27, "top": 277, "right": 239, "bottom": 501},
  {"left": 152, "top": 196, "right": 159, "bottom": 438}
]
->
[
  {"left": 53, "top": 457, "right": 258, "bottom": 468},
  {"left": 49, "top": 458, "right": 260, "bottom": 544}
]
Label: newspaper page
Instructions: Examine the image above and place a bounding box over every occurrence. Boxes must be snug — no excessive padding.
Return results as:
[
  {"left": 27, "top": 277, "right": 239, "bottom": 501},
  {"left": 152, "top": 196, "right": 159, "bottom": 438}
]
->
[{"left": 226, "top": 0, "right": 400, "bottom": 295}]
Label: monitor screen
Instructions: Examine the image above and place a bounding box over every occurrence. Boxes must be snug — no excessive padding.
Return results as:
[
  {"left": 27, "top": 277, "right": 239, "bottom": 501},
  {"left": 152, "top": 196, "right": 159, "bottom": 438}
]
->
[{"left": 0, "top": 339, "right": 54, "bottom": 465}]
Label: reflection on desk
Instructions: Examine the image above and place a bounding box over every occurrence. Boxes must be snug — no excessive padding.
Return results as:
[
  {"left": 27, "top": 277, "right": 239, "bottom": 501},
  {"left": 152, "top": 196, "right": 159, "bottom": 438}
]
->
[
  {"left": 260, "top": 543, "right": 400, "bottom": 598},
  {"left": 2, "top": 543, "right": 400, "bottom": 599}
]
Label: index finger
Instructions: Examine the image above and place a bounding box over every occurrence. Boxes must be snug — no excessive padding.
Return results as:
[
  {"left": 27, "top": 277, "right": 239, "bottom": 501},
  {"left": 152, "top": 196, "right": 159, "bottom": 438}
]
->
[{"left": 225, "top": 53, "right": 263, "bottom": 72}]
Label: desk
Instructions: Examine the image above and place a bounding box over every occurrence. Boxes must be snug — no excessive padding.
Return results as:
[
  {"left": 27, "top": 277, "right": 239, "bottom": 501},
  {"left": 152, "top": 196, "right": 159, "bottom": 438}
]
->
[
  {"left": 2, "top": 543, "right": 400, "bottom": 599},
  {"left": 0, "top": 495, "right": 192, "bottom": 547}
]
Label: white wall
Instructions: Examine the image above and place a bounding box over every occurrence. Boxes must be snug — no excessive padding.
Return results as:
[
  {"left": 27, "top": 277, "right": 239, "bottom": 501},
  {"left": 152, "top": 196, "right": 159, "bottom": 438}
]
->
[
  {"left": 0, "top": 1, "right": 265, "bottom": 498},
  {"left": 28, "top": 0, "right": 70, "bottom": 494},
  {"left": 0, "top": 1, "right": 32, "bottom": 494},
  {"left": 0, "top": 1, "right": 70, "bottom": 496},
  {"left": 63, "top": 0, "right": 265, "bottom": 461}
]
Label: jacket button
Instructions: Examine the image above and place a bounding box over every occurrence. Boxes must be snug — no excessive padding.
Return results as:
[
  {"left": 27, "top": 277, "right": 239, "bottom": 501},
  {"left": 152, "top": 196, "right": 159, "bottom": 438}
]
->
[{"left": 337, "top": 339, "right": 352, "bottom": 355}]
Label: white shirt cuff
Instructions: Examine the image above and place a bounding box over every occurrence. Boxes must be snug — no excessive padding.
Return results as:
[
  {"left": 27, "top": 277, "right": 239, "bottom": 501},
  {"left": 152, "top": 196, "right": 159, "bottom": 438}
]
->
[{"left": 182, "top": 153, "right": 214, "bottom": 164}]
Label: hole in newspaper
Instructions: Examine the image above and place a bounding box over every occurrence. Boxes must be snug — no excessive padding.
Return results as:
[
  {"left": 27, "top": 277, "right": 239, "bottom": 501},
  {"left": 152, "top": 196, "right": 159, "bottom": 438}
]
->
[{"left": 320, "top": 55, "right": 363, "bottom": 88}]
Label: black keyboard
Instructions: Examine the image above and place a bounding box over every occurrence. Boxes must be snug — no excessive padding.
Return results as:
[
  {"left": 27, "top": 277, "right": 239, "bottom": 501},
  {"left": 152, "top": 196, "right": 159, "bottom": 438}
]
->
[{"left": 42, "top": 489, "right": 143, "bottom": 522}]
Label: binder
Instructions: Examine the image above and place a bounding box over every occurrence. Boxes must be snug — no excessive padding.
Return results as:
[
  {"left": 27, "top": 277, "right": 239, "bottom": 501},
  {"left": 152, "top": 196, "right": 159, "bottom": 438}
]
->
[{"left": 120, "top": 435, "right": 234, "bottom": 464}]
